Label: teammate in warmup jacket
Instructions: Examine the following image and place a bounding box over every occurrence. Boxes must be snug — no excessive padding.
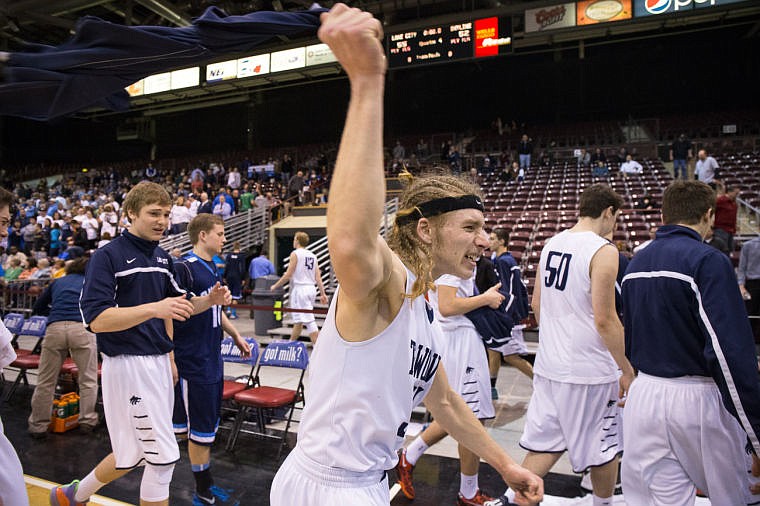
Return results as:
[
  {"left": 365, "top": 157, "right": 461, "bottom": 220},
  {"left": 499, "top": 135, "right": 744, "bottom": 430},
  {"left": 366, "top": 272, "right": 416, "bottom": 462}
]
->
[
  {"left": 621, "top": 180, "right": 760, "bottom": 505},
  {"left": 269, "top": 6, "right": 542, "bottom": 505},
  {"left": 172, "top": 214, "right": 251, "bottom": 505},
  {"left": 51, "top": 182, "right": 230, "bottom": 506}
]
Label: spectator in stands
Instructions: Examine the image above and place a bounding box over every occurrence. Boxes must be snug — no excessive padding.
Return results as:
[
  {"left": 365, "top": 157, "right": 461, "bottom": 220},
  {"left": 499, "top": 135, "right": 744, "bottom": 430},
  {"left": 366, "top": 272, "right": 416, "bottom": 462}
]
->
[
  {"left": 239, "top": 184, "right": 255, "bottom": 212},
  {"left": 71, "top": 220, "right": 89, "bottom": 249},
  {"left": 213, "top": 195, "right": 232, "bottom": 219},
  {"left": 738, "top": 235, "right": 760, "bottom": 343},
  {"left": 467, "top": 167, "right": 481, "bottom": 186},
  {"left": 18, "top": 257, "right": 38, "bottom": 279},
  {"left": 392, "top": 140, "right": 406, "bottom": 163},
  {"left": 635, "top": 194, "right": 655, "bottom": 210},
  {"left": 99, "top": 204, "right": 118, "bottom": 239},
  {"left": 5, "top": 257, "right": 22, "bottom": 280},
  {"left": 591, "top": 147, "right": 606, "bottom": 165},
  {"left": 31, "top": 258, "right": 51, "bottom": 279},
  {"left": 82, "top": 210, "right": 100, "bottom": 249},
  {"left": 49, "top": 223, "right": 62, "bottom": 257},
  {"left": 8, "top": 221, "right": 23, "bottom": 251},
  {"left": 592, "top": 159, "right": 610, "bottom": 178},
  {"left": 227, "top": 166, "right": 241, "bottom": 190},
  {"left": 498, "top": 164, "right": 514, "bottom": 183},
  {"left": 518, "top": 134, "right": 533, "bottom": 170},
  {"left": 448, "top": 146, "right": 462, "bottom": 174},
  {"left": 169, "top": 248, "right": 182, "bottom": 262},
  {"left": 620, "top": 155, "right": 643, "bottom": 177},
  {"left": 577, "top": 148, "right": 591, "bottom": 168},
  {"left": 669, "top": 133, "right": 693, "bottom": 180},
  {"left": 287, "top": 170, "right": 305, "bottom": 203},
  {"left": 4, "top": 246, "right": 27, "bottom": 269},
  {"left": 695, "top": 149, "right": 719, "bottom": 186},
  {"left": 197, "top": 192, "right": 212, "bottom": 214},
  {"left": 169, "top": 196, "right": 191, "bottom": 235},
  {"left": 145, "top": 162, "right": 157, "bottom": 179},
  {"left": 714, "top": 185, "right": 740, "bottom": 253},
  {"left": 51, "top": 259, "right": 66, "bottom": 279},
  {"left": 28, "top": 257, "right": 99, "bottom": 438},
  {"left": 59, "top": 237, "right": 84, "bottom": 260},
  {"left": 98, "top": 231, "right": 112, "bottom": 249},
  {"left": 22, "top": 221, "right": 36, "bottom": 254},
  {"left": 416, "top": 138, "right": 429, "bottom": 158}
]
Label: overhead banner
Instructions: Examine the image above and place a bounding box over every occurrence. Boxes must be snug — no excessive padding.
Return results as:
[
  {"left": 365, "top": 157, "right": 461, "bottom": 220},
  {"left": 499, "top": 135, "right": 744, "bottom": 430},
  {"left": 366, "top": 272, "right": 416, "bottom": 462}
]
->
[
  {"left": 170, "top": 68, "right": 199, "bottom": 90},
  {"left": 577, "top": 0, "right": 633, "bottom": 24},
  {"left": 474, "top": 17, "right": 512, "bottom": 58},
  {"left": 635, "top": 0, "right": 748, "bottom": 16},
  {"left": 126, "top": 80, "right": 144, "bottom": 97},
  {"left": 306, "top": 43, "right": 337, "bottom": 66},
  {"left": 525, "top": 3, "right": 577, "bottom": 32},
  {"left": 206, "top": 59, "right": 237, "bottom": 82},
  {"left": 271, "top": 47, "right": 306, "bottom": 72},
  {"left": 238, "top": 54, "right": 270, "bottom": 78},
  {"left": 144, "top": 72, "right": 171, "bottom": 95}
]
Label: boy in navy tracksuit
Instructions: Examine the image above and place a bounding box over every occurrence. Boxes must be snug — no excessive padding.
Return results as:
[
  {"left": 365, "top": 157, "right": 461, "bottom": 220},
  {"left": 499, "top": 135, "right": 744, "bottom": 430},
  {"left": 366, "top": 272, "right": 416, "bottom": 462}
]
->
[
  {"left": 622, "top": 181, "right": 760, "bottom": 504},
  {"left": 51, "top": 182, "right": 230, "bottom": 506},
  {"left": 172, "top": 214, "right": 250, "bottom": 504}
]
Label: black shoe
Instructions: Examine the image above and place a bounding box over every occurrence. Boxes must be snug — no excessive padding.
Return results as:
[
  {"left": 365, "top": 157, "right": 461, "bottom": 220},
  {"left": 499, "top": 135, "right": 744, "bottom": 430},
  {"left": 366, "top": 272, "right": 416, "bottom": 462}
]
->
[{"left": 28, "top": 430, "right": 47, "bottom": 440}]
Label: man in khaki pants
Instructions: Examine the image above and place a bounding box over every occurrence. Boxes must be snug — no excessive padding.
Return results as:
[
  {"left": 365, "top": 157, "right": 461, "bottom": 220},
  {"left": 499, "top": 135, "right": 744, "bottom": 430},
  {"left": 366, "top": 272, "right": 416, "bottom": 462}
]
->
[{"left": 28, "top": 257, "right": 99, "bottom": 437}]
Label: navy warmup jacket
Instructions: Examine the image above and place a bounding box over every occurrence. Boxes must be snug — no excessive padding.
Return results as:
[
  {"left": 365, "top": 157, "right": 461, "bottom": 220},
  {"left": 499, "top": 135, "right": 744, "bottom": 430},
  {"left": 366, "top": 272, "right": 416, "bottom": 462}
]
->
[
  {"left": 80, "top": 230, "right": 185, "bottom": 357},
  {"left": 1, "top": 7, "right": 324, "bottom": 121},
  {"left": 622, "top": 225, "right": 760, "bottom": 455}
]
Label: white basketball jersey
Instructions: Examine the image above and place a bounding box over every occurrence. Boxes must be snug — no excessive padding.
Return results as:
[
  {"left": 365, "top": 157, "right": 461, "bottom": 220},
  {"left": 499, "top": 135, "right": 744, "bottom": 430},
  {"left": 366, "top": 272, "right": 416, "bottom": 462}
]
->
[
  {"left": 291, "top": 248, "right": 317, "bottom": 286},
  {"left": 535, "top": 230, "right": 618, "bottom": 384},
  {"left": 297, "top": 263, "right": 444, "bottom": 473},
  {"left": 428, "top": 273, "right": 476, "bottom": 333}
]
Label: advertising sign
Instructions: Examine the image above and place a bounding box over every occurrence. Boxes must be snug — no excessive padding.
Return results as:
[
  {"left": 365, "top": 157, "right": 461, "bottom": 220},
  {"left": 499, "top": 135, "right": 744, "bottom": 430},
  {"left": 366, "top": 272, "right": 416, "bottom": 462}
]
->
[
  {"left": 635, "top": 0, "right": 748, "bottom": 17},
  {"left": 170, "top": 67, "right": 199, "bottom": 90},
  {"left": 126, "top": 80, "right": 144, "bottom": 97},
  {"left": 525, "top": 3, "right": 577, "bottom": 32},
  {"left": 144, "top": 72, "right": 171, "bottom": 94},
  {"left": 577, "top": 0, "right": 633, "bottom": 24},
  {"left": 271, "top": 47, "right": 306, "bottom": 72},
  {"left": 238, "top": 54, "right": 270, "bottom": 78},
  {"left": 474, "top": 17, "right": 512, "bottom": 58},
  {"left": 206, "top": 59, "right": 237, "bottom": 82},
  {"left": 306, "top": 43, "right": 337, "bottom": 66}
]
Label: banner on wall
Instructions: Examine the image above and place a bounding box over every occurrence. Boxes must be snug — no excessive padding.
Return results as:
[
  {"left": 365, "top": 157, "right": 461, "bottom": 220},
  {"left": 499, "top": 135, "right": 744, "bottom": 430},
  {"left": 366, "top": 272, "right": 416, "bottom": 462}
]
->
[
  {"left": 525, "top": 3, "right": 577, "bottom": 32},
  {"left": 577, "top": 0, "right": 633, "bottom": 24},
  {"left": 634, "top": 0, "right": 749, "bottom": 17}
]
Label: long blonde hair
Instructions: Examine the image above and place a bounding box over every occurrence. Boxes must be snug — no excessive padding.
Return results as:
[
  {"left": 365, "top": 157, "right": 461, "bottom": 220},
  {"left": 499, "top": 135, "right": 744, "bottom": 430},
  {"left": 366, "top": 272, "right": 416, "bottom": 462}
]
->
[{"left": 387, "top": 172, "right": 482, "bottom": 299}]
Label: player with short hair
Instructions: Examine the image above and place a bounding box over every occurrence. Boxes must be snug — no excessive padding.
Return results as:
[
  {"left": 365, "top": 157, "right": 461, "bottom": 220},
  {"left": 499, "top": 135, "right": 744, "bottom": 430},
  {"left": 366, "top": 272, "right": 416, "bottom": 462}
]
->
[
  {"left": 269, "top": 6, "right": 542, "bottom": 506},
  {"left": 51, "top": 182, "right": 230, "bottom": 506},
  {"left": 621, "top": 180, "right": 760, "bottom": 504},
  {"left": 172, "top": 214, "right": 251, "bottom": 505},
  {"left": 494, "top": 184, "right": 634, "bottom": 506},
  {"left": 223, "top": 240, "right": 247, "bottom": 319},
  {"left": 269, "top": 231, "right": 328, "bottom": 344}
]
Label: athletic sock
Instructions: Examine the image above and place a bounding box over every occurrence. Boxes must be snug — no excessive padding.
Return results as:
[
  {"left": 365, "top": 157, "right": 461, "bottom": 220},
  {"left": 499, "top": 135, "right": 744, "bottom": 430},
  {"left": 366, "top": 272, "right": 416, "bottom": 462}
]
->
[
  {"left": 490, "top": 377, "right": 497, "bottom": 388},
  {"left": 74, "top": 471, "right": 106, "bottom": 502},
  {"left": 192, "top": 464, "right": 214, "bottom": 497},
  {"left": 459, "top": 473, "right": 478, "bottom": 499},
  {"left": 404, "top": 436, "right": 429, "bottom": 466},
  {"left": 505, "top": 488, "right": 516, "bottom": 502},
  {"left": 592, "top": 494, "right": 613, "bottom": 506}
]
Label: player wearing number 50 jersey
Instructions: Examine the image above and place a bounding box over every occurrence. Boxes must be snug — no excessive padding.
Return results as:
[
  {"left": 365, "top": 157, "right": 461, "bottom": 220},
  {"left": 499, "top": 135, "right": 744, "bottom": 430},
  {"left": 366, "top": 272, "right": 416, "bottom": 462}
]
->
[
  {"left": 270, "top": 231, "right": 328, "bottom": 344},
  {"left": 498, "top": 184, "right": 635, "bottom": 506}
]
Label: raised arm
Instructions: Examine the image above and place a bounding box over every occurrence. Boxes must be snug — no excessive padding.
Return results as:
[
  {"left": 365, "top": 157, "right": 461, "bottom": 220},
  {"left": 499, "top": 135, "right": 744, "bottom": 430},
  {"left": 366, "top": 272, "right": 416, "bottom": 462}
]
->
[
  {"left": 590, "top": 244, "right": 635, "bottom": 404},
  {"left": 320, "top": 5, "right": 394, "bottom": 301}
]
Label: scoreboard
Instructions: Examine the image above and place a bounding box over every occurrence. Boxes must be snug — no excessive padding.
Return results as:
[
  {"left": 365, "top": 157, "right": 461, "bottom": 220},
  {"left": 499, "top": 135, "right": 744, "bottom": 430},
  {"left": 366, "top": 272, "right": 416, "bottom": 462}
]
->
[{"left": 387, "top": 16, "right": 512, "bottom": 68}]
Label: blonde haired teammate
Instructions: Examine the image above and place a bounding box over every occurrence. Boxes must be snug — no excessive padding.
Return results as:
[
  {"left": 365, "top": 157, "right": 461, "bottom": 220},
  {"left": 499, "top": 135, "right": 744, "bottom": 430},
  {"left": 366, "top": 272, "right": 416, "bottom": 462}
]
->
[
  {"left": 270, "top": 231, "right": 328, "bottom": 344},
  {"left": 269, "top": 5, "right": 542, "bottom": 506}
]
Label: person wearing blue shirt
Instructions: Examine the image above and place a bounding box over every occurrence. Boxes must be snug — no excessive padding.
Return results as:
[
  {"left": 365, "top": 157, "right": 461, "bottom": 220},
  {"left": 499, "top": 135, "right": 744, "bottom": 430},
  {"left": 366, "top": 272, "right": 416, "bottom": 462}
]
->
[
  {"left": 172, "top": 214, "right": 250, "bottom": 505},
  {"left": 621, "top": 181, "right": 760, "bottom": 504},
  {"left": 28, "top": 258, "right": 99, "bottom": 437},
  {"left": 51, "top": 182, "right": 230, "bottom": 506},
  {"left": 248, "top": 247, "right": 276, "bottom": 286}
]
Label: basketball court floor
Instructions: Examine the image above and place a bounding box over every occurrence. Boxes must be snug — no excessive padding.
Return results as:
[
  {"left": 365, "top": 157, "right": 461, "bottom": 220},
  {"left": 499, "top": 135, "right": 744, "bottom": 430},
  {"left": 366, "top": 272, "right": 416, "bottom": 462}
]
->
[{"left": 2, "top": 323, "right": 715, "bottom": 505}]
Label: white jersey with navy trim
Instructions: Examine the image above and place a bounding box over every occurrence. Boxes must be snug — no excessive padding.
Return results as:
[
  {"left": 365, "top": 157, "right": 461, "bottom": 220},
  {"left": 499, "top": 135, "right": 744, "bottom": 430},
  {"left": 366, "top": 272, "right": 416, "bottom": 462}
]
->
[
  {"left": 428, "top": 273, "right": 475, "bottom": 332},
  {"left": 535, "top": 230, "right": 618, "bottom": 384},
  {"left": 296, "top": 263, "right": 444, "bottom": 473},
  {"left": 291, "top": 248, "right": 318, "bottom": 286}
]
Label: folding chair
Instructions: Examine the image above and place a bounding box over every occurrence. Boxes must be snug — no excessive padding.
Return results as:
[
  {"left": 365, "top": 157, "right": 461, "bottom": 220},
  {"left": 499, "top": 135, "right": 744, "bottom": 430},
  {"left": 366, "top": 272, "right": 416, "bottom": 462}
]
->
[
  {"left": 3, "top": 316, "right": 48, "bottom": 402},
  {"left": 219, "top": 336, "right": 259, "bottom": 426},
  {"left": 3, "top": 313, "right": 26, "bottom": 354},
  {"left": 226, "top": 340, "right": 308, "bottom": 458}
]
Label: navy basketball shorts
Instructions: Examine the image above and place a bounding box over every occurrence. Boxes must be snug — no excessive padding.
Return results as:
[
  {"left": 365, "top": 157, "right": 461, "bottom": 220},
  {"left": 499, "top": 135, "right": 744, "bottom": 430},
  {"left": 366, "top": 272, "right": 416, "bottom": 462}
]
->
[{"left": 172, "top": 378, "right": 223, "bottom": 446}]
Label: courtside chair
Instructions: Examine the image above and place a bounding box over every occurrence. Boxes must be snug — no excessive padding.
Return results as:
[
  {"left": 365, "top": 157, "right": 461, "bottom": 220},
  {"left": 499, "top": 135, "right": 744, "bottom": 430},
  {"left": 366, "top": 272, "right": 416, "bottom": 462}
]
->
[
  {"left": 219, "top": 336, "right": 260, "bottom": 428},
  {"left": 226, "top": 340, "right": 308, "bottom": 458},
  {"left": 3, "top": 315, "right": 48, "bottom": 402}
]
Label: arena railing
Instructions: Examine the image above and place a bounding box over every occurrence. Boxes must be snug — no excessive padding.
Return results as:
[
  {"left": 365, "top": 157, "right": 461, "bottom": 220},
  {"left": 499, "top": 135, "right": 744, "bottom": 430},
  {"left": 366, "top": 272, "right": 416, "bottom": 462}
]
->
[
  {"left": 159, "top": 206, "right": 269, "bottom": 257},
  {"left": 1, "top": 279, "right": 51, "bottom": 316},
  {"left": 280, "top": 197, "right": 400, "bottom": 303}
]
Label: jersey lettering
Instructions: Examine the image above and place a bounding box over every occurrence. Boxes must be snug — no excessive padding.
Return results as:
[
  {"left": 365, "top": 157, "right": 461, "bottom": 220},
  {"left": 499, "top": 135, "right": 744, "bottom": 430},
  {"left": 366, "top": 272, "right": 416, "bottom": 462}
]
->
[
  {"left": 544, "top": 251, "right": 573, "bottom": 291},
  {"left": 304, "top": 257, "right": 314, "bottom": 270}
]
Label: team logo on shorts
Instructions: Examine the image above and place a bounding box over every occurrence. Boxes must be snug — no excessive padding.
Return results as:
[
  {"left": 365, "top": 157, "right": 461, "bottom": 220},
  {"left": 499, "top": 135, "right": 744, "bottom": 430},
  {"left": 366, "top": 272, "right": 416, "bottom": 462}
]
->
[{"left": 129, "top": 395, "right": 142, "bottom": 405}]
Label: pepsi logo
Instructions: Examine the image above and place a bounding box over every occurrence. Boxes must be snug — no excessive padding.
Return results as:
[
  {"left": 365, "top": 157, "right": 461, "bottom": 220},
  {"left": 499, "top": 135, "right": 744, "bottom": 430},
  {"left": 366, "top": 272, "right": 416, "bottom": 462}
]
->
[{"left": 645, "top": 0, "right": 672, "bottom": 14}]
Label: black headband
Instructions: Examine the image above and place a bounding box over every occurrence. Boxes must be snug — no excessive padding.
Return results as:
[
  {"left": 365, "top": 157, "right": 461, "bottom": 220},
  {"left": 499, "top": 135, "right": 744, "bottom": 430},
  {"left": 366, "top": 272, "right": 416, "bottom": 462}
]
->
[{"left": 395, "top": 195, "right": 484, "bottom": 226}]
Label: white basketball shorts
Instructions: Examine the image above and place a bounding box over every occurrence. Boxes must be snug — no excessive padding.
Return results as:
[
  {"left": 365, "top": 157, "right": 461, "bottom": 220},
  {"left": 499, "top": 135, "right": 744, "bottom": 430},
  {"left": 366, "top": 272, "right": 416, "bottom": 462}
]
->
[
  {"left": 290, "top": 284, "right": 317, "bottom": 324},
  {"left": 442, "top": 325, "right": 494, "bottom": 420}
]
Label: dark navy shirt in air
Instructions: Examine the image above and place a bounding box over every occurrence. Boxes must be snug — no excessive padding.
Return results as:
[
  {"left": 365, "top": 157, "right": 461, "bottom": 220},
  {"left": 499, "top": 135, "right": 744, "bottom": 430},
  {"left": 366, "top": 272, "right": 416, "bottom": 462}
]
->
[
  {"left": 80, "top": 230, "right": 185, "bottom": 357},
  {"left": 32, "top": 273, "right": 86, "bottom": 324},
  {"left": 622, "top": 225, "right": 760, "bottom": 450},
  {"left": 173, "top": 255, "right": 224, "bottom": 384}
]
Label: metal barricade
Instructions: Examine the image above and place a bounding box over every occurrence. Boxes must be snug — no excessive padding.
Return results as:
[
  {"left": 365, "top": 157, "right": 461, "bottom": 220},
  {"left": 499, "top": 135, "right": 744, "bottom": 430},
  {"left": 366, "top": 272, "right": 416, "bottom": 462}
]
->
[{"left": 1, "top": 278, "right": 51, "bottom": 316}]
